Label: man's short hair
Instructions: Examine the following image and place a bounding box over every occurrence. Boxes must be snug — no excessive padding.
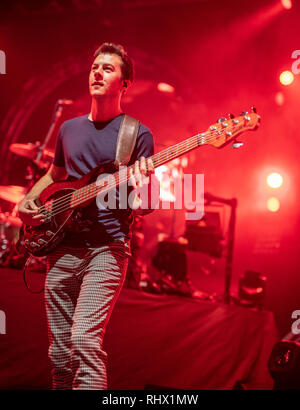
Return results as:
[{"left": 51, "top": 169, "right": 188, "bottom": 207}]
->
[{"left": 93, "top": 42, "right": 134, "bottom": 83}]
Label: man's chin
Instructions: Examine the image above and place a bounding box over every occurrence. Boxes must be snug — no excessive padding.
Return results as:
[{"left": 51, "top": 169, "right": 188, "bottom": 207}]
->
[{"left": 90, "top": 90, "right": 105, "bottom": 98}]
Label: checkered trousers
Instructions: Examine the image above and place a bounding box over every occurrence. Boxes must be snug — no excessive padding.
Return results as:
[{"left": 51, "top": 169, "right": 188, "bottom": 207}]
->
[{"left": 44, "top": 240, "right": 130, "bottom": 390}]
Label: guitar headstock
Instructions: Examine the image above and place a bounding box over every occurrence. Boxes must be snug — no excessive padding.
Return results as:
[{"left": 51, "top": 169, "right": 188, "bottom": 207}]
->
[{"left": 204, "top": 107, "right": 260, "bottom": 148}]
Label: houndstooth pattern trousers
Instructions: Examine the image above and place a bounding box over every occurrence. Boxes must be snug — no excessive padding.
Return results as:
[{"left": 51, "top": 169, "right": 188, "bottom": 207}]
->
[{"left": 44, "top": 239, "right": 130, "bottom": 390}]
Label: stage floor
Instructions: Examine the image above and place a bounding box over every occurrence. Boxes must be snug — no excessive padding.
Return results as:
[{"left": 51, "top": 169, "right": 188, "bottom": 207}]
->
[{"left": 0, "top": 266, "right": 279, "bottom": 390}]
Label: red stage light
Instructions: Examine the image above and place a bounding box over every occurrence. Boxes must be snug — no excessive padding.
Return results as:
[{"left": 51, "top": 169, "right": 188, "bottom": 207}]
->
[
  {"left": 280, "top": 70, "right": 294, "bottom": 85},
  {"left": 267, "top": 197, "right": 280, "bottom": 212},
  {"left": 157, "top": 82, "right": 175, "bottom": 93},
  {"left": 281, "top": 0, "right": 292, "bottom": 9},
  {"left": 275, "top": 91, "right": 285, "bottom": 106},
  {"left": 267, "top": 172, "right": 283, "bottom": 188}
]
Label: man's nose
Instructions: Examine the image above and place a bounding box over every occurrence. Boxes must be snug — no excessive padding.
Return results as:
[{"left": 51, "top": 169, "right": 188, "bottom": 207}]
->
[{"left": 94, "top": 68, "right": 104, "bottom": 79}]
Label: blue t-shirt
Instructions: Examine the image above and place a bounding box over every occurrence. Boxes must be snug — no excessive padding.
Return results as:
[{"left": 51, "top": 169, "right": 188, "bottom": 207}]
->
[{"left": 53, "top": 113, "right": 154, "bottom": 246}]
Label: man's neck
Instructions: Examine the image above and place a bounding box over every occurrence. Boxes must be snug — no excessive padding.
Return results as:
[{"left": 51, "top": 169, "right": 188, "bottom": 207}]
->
[{"left": 88, "top": 99, "right": 122, "bottom": 122}]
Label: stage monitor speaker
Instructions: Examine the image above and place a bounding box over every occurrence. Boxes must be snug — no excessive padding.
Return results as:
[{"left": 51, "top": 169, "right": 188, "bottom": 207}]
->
[
  {"left": 184, "top": 211, "right": 223, "bottom": 257},
  {"left": 268, "top": 339, "right": 300, "bottom": 389}
]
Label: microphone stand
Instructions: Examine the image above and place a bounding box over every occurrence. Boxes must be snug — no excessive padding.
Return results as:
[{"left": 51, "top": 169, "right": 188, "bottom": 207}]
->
[
  {"left": 34, "top": 101, "right": 64, "bottom": 166},
  {"left": 14, "top": 100, "right": 69, "bottom": 275},
  {"left": 204, "top": 192, "right": 238, "bottom": 304}
]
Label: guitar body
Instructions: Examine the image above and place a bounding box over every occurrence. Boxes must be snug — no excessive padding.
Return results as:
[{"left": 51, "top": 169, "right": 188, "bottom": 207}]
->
[{"left": 21, "top": 165, "right": 106, "bottom": 257}]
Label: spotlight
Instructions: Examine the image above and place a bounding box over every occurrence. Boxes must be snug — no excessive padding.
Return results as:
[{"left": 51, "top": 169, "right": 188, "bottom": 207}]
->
[
  {"left": 266, "top": 172, "right": 283, "bottom": 188},
  {"left": 181, "top": 157, "right": 188, "bottom": 168},
  {"left": 275, "top": 91, "right": 285, "bottom": 106},
  {"left": 281, "top": 0, "right": 292, "bottom": 10},
  {"left": 157, "top": 82, "right": 175, "bottom": 93},
  {"left": 279, "top": 70, "right": 294, "bottom": 85},
  {"left": 268, "top": 340, "right": 300, "bottom": 389},
  {"left": 238, "top": 270, "right": 267, "bottom": 308},
  {"left": 267, "top": 197, "right": 280, "bottom": 212}
]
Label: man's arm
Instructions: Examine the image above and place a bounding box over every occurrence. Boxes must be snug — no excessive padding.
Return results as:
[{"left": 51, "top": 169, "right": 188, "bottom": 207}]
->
[
  {"left": 18, "top": 164, "right": 67, "bottom": 225},
  {"left": 24, "top": 164, "right": 67, "bottom": 199}
]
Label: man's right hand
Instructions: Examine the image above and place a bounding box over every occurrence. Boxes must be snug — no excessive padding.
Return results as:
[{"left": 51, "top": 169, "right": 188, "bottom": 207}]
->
[
  {"left": 18, "top": 198, "right": 45, "bottom": 226},
  {"left": 16, "top": 164, "right": 67, "bottom": 226}
]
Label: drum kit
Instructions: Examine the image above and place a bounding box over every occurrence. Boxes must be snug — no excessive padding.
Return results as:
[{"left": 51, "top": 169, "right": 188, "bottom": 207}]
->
[
  {"left": 0, "top": 99, "right": 73, "bottom": 272},
  {"left": 0, "top": 142, "right": 54, "bottom": 268}
]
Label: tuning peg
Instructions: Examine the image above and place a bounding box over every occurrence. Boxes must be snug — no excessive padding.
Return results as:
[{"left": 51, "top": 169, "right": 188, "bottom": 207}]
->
[
  {"left": 251, "top": 106, "right": 257, "bottom": 113},
  {"left": 232, "top": 141, "right": 244, "bottom": 149},
  {"left": 240, "top": 111, "right": 249, "bottom": 115},
  {"left": 217, "top": 117, "right": 227, "bottom": 123},
  {"left": 228, "top": 113, "right": 235, "bottom": 119}
]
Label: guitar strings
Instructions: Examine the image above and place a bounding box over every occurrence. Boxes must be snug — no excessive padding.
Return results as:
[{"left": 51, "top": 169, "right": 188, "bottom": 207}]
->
[
  {"left": 38, "top": 125, "right": 243, "bottom": 219},
  {"left": 37, "top": 129, "right": 207, "bottom": 216},
  {"left": 37, "top": 120, "right": 250, "bottom": 219},
  {"left": 38, "top": 126, "right": 232, "bottom": 219},
  {"left": 38, "top": 129, "right": 211, "bottom": 217}
]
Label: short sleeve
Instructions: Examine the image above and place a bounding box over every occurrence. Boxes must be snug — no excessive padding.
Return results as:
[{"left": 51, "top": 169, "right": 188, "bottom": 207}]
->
[
  {"left": 131, "top": 127, "right": 154, "bottom": 163},
  {"left": 53, "top": 123, "right": 66, "bottom": 167}
]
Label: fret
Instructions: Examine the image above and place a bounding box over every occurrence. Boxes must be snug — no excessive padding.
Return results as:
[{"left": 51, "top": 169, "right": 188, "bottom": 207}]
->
[
  {"left": 197, "top": 133, "right": 206, "bottom": 146},
  {"left": 151, "top": 134, "right": 200, "bottom": 169}
]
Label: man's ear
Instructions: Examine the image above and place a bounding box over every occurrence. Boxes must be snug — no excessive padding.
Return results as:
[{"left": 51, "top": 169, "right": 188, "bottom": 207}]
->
[
  {"left": 123, "top": 79, "right": 132, "bottom": 88},
  {"left": 121, "top": 79, "right": 131, "bottom": 95}
]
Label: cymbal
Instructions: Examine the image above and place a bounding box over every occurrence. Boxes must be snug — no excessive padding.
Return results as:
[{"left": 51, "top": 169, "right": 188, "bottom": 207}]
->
[
  {"left": 9, "top": 143, "right": 54, "bottom": 161},
  {"left": 0, "top": 185, "right": 26, "bottom": 204},
  {"left": 0, "top": 212, "right": 22, "bottom": 228}
]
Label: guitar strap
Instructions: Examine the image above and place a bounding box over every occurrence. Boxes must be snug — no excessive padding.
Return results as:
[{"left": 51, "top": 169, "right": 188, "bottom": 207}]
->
[{"left": 114, "top": 114, "right": 140, "bottom": 168}]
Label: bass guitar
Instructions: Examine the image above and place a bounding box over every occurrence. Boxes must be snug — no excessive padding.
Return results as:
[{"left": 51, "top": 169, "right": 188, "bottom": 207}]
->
[{"left": 20, "top": 108, "right": 260, "bottom": 256}]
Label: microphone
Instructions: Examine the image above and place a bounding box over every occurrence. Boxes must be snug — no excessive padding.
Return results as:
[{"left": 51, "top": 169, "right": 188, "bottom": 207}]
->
[{"left": 57, "top": 98, "right": 74, "bottom": 105}]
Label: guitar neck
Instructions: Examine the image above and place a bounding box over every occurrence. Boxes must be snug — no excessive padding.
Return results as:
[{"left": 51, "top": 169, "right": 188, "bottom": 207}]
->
[
  {"left": 52, "top": 110, "right": 260, "bottom": 213},
  {"left": 151, "top": 132, "right": 202, "bottom": 168},
  {"left": 70, "top": 132, "right": 203, "bottom": 209}
]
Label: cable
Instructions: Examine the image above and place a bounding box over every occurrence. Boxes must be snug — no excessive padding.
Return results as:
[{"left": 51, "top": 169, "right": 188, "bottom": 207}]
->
[{"left": 23, "top": 255, "right": 44, "bottom": 294}]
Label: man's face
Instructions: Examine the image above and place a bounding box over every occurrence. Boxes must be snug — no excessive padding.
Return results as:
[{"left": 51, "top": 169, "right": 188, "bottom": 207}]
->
[{"left": 89, "top": 53, "right": 124, "bottom": 99}]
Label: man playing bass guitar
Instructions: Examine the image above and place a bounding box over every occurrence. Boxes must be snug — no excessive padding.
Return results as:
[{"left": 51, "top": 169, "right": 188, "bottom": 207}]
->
[{"left": 18, "top": 42, "right": 155, "bottom": 390}]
